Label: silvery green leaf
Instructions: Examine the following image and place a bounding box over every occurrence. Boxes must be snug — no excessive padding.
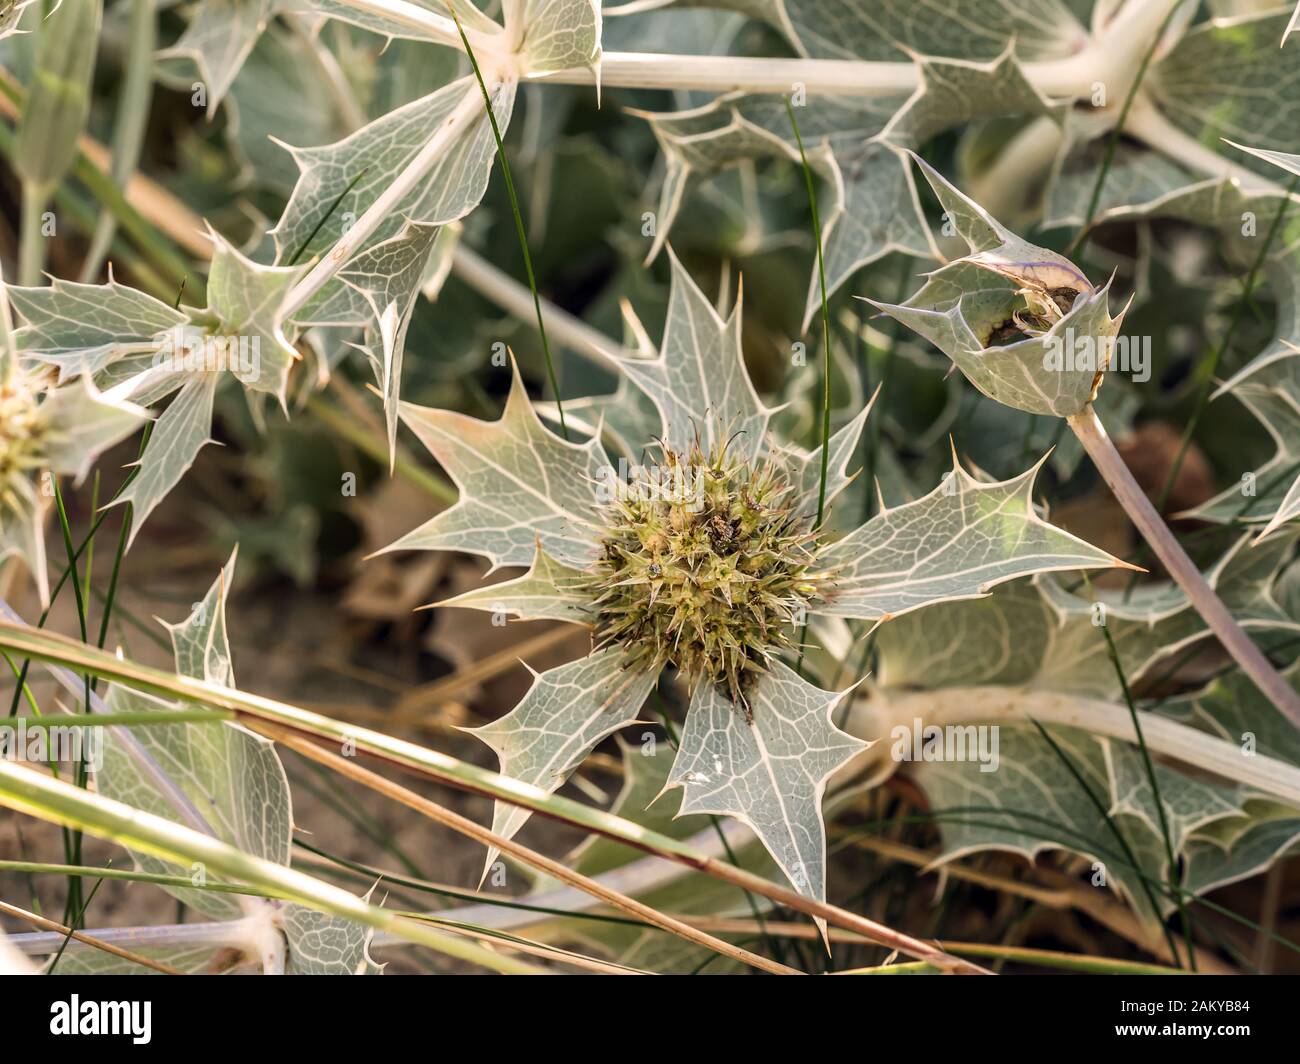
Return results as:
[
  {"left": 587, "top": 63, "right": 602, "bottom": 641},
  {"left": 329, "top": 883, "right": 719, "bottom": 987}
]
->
[
  {"left": 537, "top": 376, "right": 661, "bottom": 461},
  {"left": 869, "top": 154, "right": 1120, "bottom": 417},
  {"left": 50, "top": 944, "right": 251, "bottom": 975},
  {"left": 1161, "top": 665, "right": 1300, "bottom": 897},
  {"left": 1184, "top": 815, "right": 1300, "bottom": 899},
  {"left": 614, "top": 251, "right": 770, "bottom": 456},
  {"left": 164, "top": 545, "right": 239, "bottom": 686},
  {"left": 507, "top": 0, "right": 601, "bottom": 76},
  {"left": 567, "top": 737, "right": 768, "bottom": 974},
  {"left": 778, "top": 396, "right": 872, "bottom": 520},
  {"left": 639, "top": 95, "right": 915, "bottom": 304},
  {"left": 111, "top": 375, "right": 219, "bottom": 548},
  {"left": 38, "top": 375, "right": 148, "bottom": 483},
  {"left": 271, "top": 75, "right": 516, "bottom": 270},
  {"left": 666, "top": 661, "right": 865, "bottom": 909},
  {"left": 297, "top": 220, "right": 441, "bottom": 461},
  {"left": 9, "top": 272, "right": 186, "bottom": 381},
  {"left": 14, "top": 0, "right": 101, "bottom": 189},
  {"left": 1181, "top": 358, "right": 1300, "bottom": 535},
  {"left": 469, "top": 648, "right": 660, "bottom": 875},
  {"left": 637, "top": 46, "right": 1061, "bottom": 321},
  {"left": 298, "top": 0, "right": 500, "bottom": 40},
  {"left": 570, "top": 738, "right": 713, "bottom": 877},
  {"left": 817, "top": 456, "right": 1125, "bottom": 622},
  {"left": 436, "top": 543, "right": 596, "bottom": 624},
  {"left": 203, "top": 233, "right": 302, "bottom": 402},
  {"left": 281, "top": 904, "right": 382, "bottom": 975},
  {"left": 297, "top": 221, "right": 442, "bottom": 330},
  {"left": 97, "top": 697, "right": 291, "bottom": 919},
  {"left": 1042, "top": 108, "right": 1197, "bottom": 230},
  {"left": 223, "top": 22, "right": 343, "bottom": 195},
  {"left": 1162, "top": 663, "right": 1300, "bottom": 784},
  {"left": 0, "top": 473, "right": 47, "bottom": 607},
  {"left": 157, "top": 0, "right": 278, "bottom": 114},
  {"left": 95, "top": 550, "right": 290, "bottom": 920},
  {"left": 1149, "top": 9, "right": 1300, "bottom": 169},
  {"left": 1106, "top": 741, "right": 1247, "bottom": 857},
  {"left": 696, "top": 0, "right": 1085, "bottom": 62},
  {"left": 385, "top": 365, "right": 608, "bottom": 569},
  {"left": 873, "top": 532, "right": 1300, "bottom": 698},
  {"left": 911, "top": 724, "right": 1167, "bottom": 925}
]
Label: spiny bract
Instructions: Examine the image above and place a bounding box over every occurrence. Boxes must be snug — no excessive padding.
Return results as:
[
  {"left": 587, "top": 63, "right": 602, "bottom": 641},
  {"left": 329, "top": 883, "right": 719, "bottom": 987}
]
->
[
  {"left": 582, "top": 436, "right": 820, "bottom": 716},
  {"left": 0, "top": 374, "right": 45, "bottom": 492}
]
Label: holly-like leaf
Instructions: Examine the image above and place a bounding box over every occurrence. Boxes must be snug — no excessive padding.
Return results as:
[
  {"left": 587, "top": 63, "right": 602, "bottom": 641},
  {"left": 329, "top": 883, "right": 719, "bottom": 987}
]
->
[
  {"left": 298, "top": 220, "right": 442, "bottom": 461},
  {"left": 817, "top": 455, "right": 1126, "bottom": 622},
  {"left": 468, "top": 648, "right": 660, "bottom": 876},
  {"left": 281, "top": 905, "right": 383, "bottom": 975},
  {"left": 204, "top": 234, "right": 302, "bottom": 403},
  {"left": 93, "top": 551, "right": 377, "bottom": 968},
  {"left": 95, "top": 552, "right": 291, "bottom": 920},
  {"left": 1148, "top": 10, "right": 1300, "bottom": 169},
  {"left": 436, "top": 543, "right": 596, "bottom": 624},
  {"left": 507, "top": 0, "right": 602, "bottom": 76},
  {"left": 875, "top": 531, "right": 1300, "bottom": 698},
  {"left": 911, "top": 724, "right": 1170, "bottom": 925},
  {"left": 636, "top": 42, "right": 1062, "bottom": 324},
  {"left": 297, "top": 0, "right": 501, "bottom": 40},
  {"left": 666, "top": 661, "right": 865, "bottom": 910},
  {"left": 697, "top": 0, "right": 1085, "bottom": 63},
  {"left": 384, "top": 365, "right": 609, "bottom": 569},
  {"left": 158, "top": 0, "right": 279, "bottom": 115},
  {"left": 39, "top": 375, "right": 148, "bottom": 484},
  {"left": 111, "top": 375, "right": 219, "bottom": 548},
  {"left": 614, "top": 251, "right": 770, "bottom": 456},
  {"left": 272, "top": 75, "right": 516, "bottom": 272},
  {"left": 8, "top": 273, "right": 187, "bottom": 382}
]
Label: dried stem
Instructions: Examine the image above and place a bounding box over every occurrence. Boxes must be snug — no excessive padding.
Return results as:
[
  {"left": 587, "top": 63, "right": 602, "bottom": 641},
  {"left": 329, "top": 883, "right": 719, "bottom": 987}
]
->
[
  {"left": 255, "top": 722, "right": 802, "bottom": 976},
  {"left": 1067, "top": 405, "right": 1300, "bottom": 727}
]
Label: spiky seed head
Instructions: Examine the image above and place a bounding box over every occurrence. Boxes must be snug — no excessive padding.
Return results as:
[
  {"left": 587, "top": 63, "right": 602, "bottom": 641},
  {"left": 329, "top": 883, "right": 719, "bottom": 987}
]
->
[
  {"left": 0, "top": 374, "right": 45, "bottom": 484},
  {"left": 583, "top": 437, "right": 820, "bottom": 716}
]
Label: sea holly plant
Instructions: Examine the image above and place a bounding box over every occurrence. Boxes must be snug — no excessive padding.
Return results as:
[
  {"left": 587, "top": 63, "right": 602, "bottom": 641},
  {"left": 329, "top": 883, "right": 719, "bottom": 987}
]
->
[
  {"left": 5, "top": 237, "right": 306, "bottom": 547},
  {"left": 387, "top": 256, "right": 1127, "bottom": 907},
  {"left": 3, "top": 0, "right": 1300, "bottom": 979},
  {"left": 864, "top": 152, "right": 1300, "bottom": 730}
]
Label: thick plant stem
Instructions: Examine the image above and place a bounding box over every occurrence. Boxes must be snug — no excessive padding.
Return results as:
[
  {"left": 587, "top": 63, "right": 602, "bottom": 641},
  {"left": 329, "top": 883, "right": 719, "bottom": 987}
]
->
[
  {"left": 1067, "top": 405, "right": 1300, "bottom": 727},
  {"left": 278, "top": 80, "right": 498, "bottom": 322},
  {"left": 1125, "top": 95, "right": 1278, "bottom": 193},
  {"left": 853, "top": 686, "right": 1300, "bottom": 807},
  {"left": 18, "top": 181, "right": 49, "bottom": 286},
  {"left": 332, "top": 0, "right": 1177, "bottom": 100},
  {"left": 449, "top": 244, "right": 624, "bottom": 370}
]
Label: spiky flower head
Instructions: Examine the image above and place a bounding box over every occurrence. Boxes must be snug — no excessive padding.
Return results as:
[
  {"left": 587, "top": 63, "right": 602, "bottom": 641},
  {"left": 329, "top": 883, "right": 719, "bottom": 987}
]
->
[
  {"left": 582, "top": 435, "right": 820, "bottom": 716},
  {"left": 0, "top": 371, "right": 46, "bottom": 505}
]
